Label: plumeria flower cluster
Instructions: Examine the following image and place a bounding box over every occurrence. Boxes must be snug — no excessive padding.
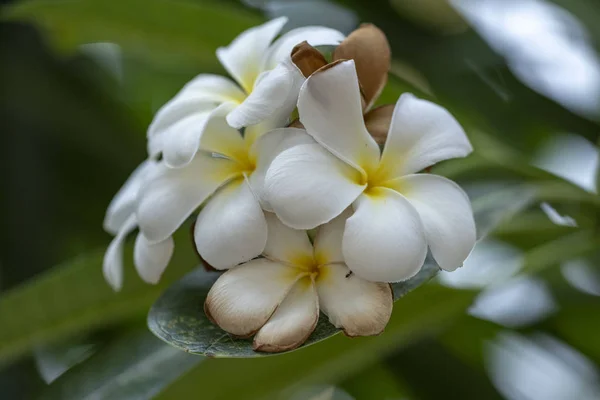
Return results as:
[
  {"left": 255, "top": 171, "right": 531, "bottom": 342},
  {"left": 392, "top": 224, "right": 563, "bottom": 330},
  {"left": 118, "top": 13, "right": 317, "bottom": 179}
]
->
[{"left": 103, "top": 18, "right": 476, "bottom": 353}]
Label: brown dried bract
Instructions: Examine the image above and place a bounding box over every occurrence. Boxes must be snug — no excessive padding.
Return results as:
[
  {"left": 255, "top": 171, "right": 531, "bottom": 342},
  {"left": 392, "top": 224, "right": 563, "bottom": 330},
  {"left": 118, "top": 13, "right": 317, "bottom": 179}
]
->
[
  {"left": 333, "top": 24, "right": 391, "bottom": 111},
  {"left": 364, "top": 104, "right": 395, "bottom": 145},
  {"left": 290, "top": 24, "right": 393, "bottom": 142}
]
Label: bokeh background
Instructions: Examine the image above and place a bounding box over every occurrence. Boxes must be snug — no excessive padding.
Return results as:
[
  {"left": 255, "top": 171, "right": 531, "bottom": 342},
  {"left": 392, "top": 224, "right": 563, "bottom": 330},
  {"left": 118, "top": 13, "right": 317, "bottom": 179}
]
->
[{"left": 1, "top": 0, "right": 600, "bottom": 399}]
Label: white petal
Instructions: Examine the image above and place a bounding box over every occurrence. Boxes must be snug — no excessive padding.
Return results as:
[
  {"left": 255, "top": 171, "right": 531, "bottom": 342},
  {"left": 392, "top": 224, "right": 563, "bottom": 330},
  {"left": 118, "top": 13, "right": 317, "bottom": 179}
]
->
[
  {"left": 390, "top": 174, "right": 476, "bottom": 271},
  {"left": 262, "top": 26, "right": 345, "bottom": 71},
  {"left": 147, "top": 74, "right": 244, "bottom": 157},
  {"left": 254, "top": 277, "right": 319, "bottom": 352},
  {"left": 313, "top": 208, "right": 353, "bottom": 265},
  {"left": 133, "top": 233, "right": 174, "bottom": 284},
  {"left": 136, "top": 154, "right": 240, "bottom": 243},
  {"left": 103, "top": 216, "right": 137, "bottom": 291},
  {"left": 217, "top": 17, "right": 288, "bottom": 92},
  {"left": 103, "top": 160, "right": 157, "bottom": 235},
  {"left": 316, "top": 263, "right": 392, "bottom": 336},
  {"left": 159, "top": 112, "right": 210, "bottom": 168},
  {"left": 377, "top": 93, "right": 473, "bottom": 180},
  {"left": 265, "top": 143, "right": 365, "bottom": 230},
  {"left": 204, "top": 258, "right": 302, "bottom": 337},
  {"left": 226, "top": 60, "right": 303, "bottom": 130},
  {"left": 194, "top": 179, "right": 267, "bottom": 269},
  {"left": 343, "top": 189, "right": 428, "bottom": 282},
  {"left": 263, "top": 212, "right": 313, "bottom": 266},
  {"left": 161, "top": 101, "right": 246, "bottom": 168},
  {"left": 297, "top": 60, "right": 380, "bottom": 174},
  {"left": 248, "top": 127, "right": 315, "bottom": 210},
  {"left": 181, "top": 74, "right": 246, "bottom": 102},
  {"left": 198, "top": 103, "right": 246, "bottom": 159}
]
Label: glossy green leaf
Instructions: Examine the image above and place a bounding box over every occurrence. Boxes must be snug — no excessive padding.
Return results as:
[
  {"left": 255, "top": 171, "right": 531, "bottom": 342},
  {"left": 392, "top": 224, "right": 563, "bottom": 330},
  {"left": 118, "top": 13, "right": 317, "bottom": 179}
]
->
[
  {"left": 148, "top": 260, "right": 439, "bottom": 358},
  {"left": 148, "top": 183, "right": 535, "bottom": 358},
  {"left": 3, "top": 0, "right": 260, "bottom": 71},
  {"left": 38, "top": 329, "right": 201, "bottom": 400},
  {"left": 156, "top": 283, "right": 475, "bottom": 400},
  {"left": 0, "top": 229, "right": 197, "bottom": 366}
]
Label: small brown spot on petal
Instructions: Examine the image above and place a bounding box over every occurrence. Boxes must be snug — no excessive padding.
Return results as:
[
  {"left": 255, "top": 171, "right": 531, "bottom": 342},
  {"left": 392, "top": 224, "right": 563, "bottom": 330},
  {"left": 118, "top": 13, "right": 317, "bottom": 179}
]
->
[{"left": 291, "top": 41, "right": 328, "bottom": 78}]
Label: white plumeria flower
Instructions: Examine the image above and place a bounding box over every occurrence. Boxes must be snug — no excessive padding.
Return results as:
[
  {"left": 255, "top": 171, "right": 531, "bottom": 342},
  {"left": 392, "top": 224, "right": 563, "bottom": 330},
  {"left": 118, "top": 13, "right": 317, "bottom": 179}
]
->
[
  {"left": 103, "top": 160, "right": 175, "bottom": 290},
  {"left": 147, "top": 17, "right": 344, "bottom": 168},
  {"left": 264, "top": 60, "right": 476, "bottom": 283},
  {"left": 205, "top": 211, "right": 393, "bottom": 352},
  {"left": 136, "top": 109, "right": 314, "bottom": 271}
]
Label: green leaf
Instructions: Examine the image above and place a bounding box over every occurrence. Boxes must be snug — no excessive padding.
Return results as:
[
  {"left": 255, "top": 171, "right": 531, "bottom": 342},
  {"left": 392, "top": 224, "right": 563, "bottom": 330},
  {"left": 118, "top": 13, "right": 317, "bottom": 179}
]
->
[
  {"left": 156, "top": 284, "right": 475, "bottom": 400},
  {"left": 38, "top": 329, "right": 201, "bottom": 400},
  {"left": 0, "top": 229, "right": 197, "bottom": 366},
  {"left": 3, "top": 0, "right": 261, "bottom": 71},
  {"left": 148, "top": 261, "right": 439, "bottom": 358},
  {"left": 148, "top": 183, "right": 534, "bottom": 358}
]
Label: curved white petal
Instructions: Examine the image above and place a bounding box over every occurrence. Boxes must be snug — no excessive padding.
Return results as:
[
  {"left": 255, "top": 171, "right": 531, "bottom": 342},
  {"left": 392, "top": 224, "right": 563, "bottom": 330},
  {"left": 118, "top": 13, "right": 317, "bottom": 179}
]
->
[
  {"left": 265, "top": 143, "right": 365, "bottom": 230},
  {"left": 181, "top": 74, "right": 246, "bottom": 102},
  {"left": 104, "top": 160, "right": 157, "bottom": 235},
  {"left": 159, "top": 112, "right": 211, "bottom": 168},
  {"left": 226, "top": 61, "right": 303, "bottom": 130},
  {"left": 343, "top": 189, "right": 428, "bottom": 282},
  {"left": 377, "top": 93, "right": 473, "bottom": 180},
  {"left": 316, "top": 263, "right": 392, "bottom": 336},
  {"left": 194, "top": 179, "right": 267, "bottom": 270},
  {"left": 217, "top": 17, "right": 288, "bottom": 93},
  {"left": 194, "top": 102, "right": 249, "bottom": 164},
  {"left": 147, "top": 74, "right": 244, "bottom": 157},
  {"left": 297, "top": 60, "right": 380, "bottom": 174},
  {"left": 136, "top": 154, "right": 240, "bottom": 243},
  {"left": 263, "top": 212, "right": 313, "bottom": 266},
  {"left": 248, "top": 127, "right": 315, "bottom": 210},
  {"left": 262, "top": 26, "right": 345, "bottom": 71},
  {"left": 204, "top": 258, "right": 302, "bottom": 337},
  {"left": 162, "top": 101, "right": 244, "bottom": 168},
  {"left": 253, "top": 277, "right": 318, "bottom": 352},
  {"left": 133, "top": 233, "right": 174, "bottom": 284},
  {"left": 103, "top": 216, "right": 137, "bottom": 291},
  {"left": 390, "top": 174, "right": 476, "bottom": 271},
  {"left": 313, "top": 208, "right": 353, "bottom": 265}
]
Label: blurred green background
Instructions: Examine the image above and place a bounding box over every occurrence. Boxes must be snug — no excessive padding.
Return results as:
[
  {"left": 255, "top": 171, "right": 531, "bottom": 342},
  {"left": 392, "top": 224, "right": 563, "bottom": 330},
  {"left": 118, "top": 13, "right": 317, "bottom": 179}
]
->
[{"left": 1, "top": 0, "right": 600, "bottom": 399}]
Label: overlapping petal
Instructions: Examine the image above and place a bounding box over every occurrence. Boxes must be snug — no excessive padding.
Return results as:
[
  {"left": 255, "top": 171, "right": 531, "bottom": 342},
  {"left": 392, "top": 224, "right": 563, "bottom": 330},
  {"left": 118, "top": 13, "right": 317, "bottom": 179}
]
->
[
  {"left": 196, "top": 102, "right": 248, "bottom": 163},
  {"left": 253, "top": 278, "right": 319, "bottom": 352},
  {"left": 217, "top": 17, "right": 288, "bottom": 93},
  {"left": 147, "top": 74, "right": 244, "bottom": 157},
  {"left": 316, "top": 263, "right": 392, "bottom": 336},
  {"left": 248, "top": 127, "right": 315, "bottom": 210},
  {"left": 377, "top": 94, "right": 473, "bottom": 180},
  {"left": 226, "top": 60, "right": 303, "bottom": 129},
  {"left": 387, "top": 174, "right": 476, "bottom": 271},
  {"left": 136, "top": 153, "right": 240, "bottom": 243},
  {"left": 134, "top": 233, "right": 174, "bottom": 284},
  {"left": 265, "top": 143, "right": 365, "bottom": 229},
  {"left": 103, "top": 160, "right": 157, "bottom": 235},
  {"left": 194, "top": 179, "right": 267, "bottom": 270},
  {"left": 343, "top": 188, "right": 428, "bottom": 282},
  {"left": 263, "top": 212, "right": 313, "bottom": 266},
  {"left": 297, "top": 60, "right": 380, "bottom": 174},
  {"left": 204, "top": 258, "right": 302, "bottom": 337},
  {"left": 313, "top": 208, "right": 352, "bottom": 265}
]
